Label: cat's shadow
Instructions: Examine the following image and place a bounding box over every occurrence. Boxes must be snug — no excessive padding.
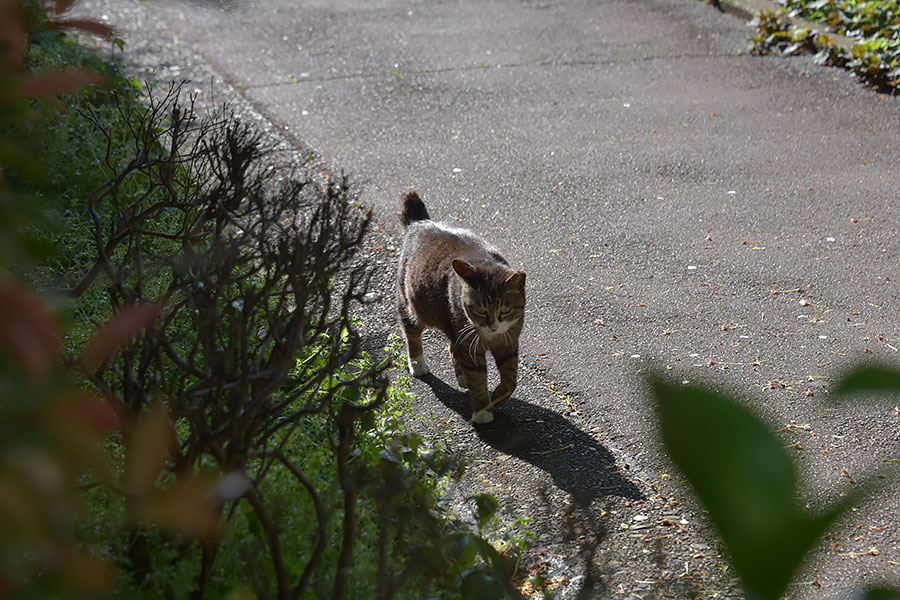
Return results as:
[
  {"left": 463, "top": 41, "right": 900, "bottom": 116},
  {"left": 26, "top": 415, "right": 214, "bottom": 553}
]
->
[{"left": 418, "top": 374, "right": 644, "bottom": 505}]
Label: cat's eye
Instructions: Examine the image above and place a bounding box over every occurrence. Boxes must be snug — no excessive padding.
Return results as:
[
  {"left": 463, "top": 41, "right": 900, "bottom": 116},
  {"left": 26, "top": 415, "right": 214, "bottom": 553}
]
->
[{"left": 499, "top": 307, "right": 511, "bottom": 315}]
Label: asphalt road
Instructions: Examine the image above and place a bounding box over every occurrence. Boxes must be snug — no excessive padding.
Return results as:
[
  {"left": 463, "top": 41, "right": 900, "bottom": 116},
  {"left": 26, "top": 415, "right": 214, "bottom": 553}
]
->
[{"left": 78, "top": 0, "right": 900, "bottom": 597}]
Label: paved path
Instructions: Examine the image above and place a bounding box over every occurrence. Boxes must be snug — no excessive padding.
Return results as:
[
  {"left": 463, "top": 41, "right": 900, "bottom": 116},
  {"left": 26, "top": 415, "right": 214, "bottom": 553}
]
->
[{"left": 81, "top": 0, "right": 900, "bottom": 597}]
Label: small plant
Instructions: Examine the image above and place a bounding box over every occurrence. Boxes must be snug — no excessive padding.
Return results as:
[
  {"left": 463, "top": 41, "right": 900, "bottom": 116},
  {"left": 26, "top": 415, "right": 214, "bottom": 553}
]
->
[
  {"left": 749, "top": 4, "right": 900, "bottom": 93},
  {"left": 440, "top": 494, "right": 533, "bottom": 599}
]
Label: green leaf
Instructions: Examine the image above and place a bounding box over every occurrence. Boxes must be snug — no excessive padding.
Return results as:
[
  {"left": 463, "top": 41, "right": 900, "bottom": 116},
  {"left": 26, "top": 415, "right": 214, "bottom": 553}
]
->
[
  {"left": 450, "top": 533, "right": 477, "bottom": 568},
  {"left": 337, "top": 384, "right": 360, "bottom": 403},
  {"left": 470, "top": 535, "right": 503, "bottom": 565},
  {"left": 835, "top": 366, "right": 900, "bottom": 397},
  {"left": 474, "top": 494, "right": 499, "bottom": 530},
  {"left": 651, "top": 377, "right": 859, "bottom": 600},
  {"left": 460, "top": 569, "right": 504, "bottom": 600}
]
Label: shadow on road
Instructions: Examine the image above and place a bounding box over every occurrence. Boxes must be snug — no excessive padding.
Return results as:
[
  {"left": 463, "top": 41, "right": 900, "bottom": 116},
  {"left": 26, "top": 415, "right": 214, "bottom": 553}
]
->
[{"left": 419, "top": 374, "right": 644, "bottom": 505}]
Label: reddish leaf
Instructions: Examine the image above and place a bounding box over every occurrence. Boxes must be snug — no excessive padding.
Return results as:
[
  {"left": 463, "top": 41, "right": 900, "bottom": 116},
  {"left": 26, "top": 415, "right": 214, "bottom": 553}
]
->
[
  {"left": 0, "top": 279, "right": 59, "bottom": 380},
  {"left": 57, "top": 394, "right": 124, "bottom": 434},
  {"left": 83, "top": 301, "right": 162, "bottom": 366},
  {"left": 0, "top": 1, "right": 27, "bottom": 68},
  {"left": 43, "top": 402, "right": 115, "bottom": 483},
  {"left": 142, "top": 476, "right": 221, "bottom": 538},
  {"left": 56, "top": 550, "right": 115, "bottom": 594},
  {"left": 53, "top": 19, "right": 116, "bottom": 38},
  {"left": 125, "top": 402, "right": 175, "bottom": 497},
  {"left": 16, "top": 69, "right": 106, "bottom": 100}
]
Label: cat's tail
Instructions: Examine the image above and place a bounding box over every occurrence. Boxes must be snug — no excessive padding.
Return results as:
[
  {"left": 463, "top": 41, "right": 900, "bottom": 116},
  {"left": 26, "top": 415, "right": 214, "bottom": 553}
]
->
[{"left": 398, "top": 191, "right": 430, "bottom": 228}]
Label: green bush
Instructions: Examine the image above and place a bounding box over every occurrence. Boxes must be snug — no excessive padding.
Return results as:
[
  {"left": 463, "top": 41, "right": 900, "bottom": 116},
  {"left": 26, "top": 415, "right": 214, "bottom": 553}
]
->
[
  {"left": 751, "top": 1, "right": 900, "bottom": 93},
  {"left": 2, "top": 8, "right": 532, "bottom": 598},
  {"left": 72, "top": 346, "right": 467, "bottom": 599}
]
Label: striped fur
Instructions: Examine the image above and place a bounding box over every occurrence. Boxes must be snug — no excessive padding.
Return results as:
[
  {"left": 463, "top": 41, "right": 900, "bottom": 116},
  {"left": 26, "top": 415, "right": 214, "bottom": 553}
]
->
[{"left": 397, "top": 192, "right": 525, "bottom": 424}]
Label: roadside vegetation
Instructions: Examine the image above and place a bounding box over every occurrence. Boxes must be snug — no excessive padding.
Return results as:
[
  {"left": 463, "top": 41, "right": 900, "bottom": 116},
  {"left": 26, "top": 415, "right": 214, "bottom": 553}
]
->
[
  {"left": 1, "top": 1, "right": 536, "bottom": 598},
  {"left": 7, "top": 0, "right": 900, "bottom": 598},
  {"left": 750, "top": 0, "right": 900, "bottom": 93}
]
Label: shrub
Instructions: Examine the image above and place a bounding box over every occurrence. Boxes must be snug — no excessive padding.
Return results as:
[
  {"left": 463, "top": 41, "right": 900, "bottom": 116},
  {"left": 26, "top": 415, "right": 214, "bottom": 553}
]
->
[{"left": 2, "top": 4, "right": 532, "bottom": 597}]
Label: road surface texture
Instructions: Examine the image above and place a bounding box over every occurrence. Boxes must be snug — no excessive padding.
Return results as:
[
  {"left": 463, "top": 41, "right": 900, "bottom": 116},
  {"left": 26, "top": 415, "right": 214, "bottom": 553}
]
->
[{"left": 76, "top": 0, "right": 900, "bottom": 597}]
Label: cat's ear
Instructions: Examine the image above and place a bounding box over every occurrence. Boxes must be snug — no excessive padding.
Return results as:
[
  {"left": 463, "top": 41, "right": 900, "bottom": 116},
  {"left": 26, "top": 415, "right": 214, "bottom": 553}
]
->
[
  {"left": 504, "top": 271, "right": 526, "bottom": 291},
  {"left": 451, "top": 259, "right": 477, "bottom": 285}
]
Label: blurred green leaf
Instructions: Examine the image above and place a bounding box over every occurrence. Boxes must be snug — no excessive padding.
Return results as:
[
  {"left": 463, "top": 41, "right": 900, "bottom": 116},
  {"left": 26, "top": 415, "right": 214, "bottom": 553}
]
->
[
  {"left": 337, "top": 384, "right": 360, "bottom": 403},
  {"left": 0, "top": 193, "right": 59, "bottom": 269},
  {"left": 851, "top": 590, "right": 900, "bottom": 600},
  {"left": 474, "top": 493, "right": 498, "bottom": 530},
  {"left": 651, "top": 377, "right": 860, "bottom": 600},
  {"left": 835, "top": 366, "right": 900, "bottom": 397},
  {"left": 460, "top": 569, "right": 504, "bottom": 600},
  {"left": 450, "top": 533, "right": 477, "bottom": 568}
]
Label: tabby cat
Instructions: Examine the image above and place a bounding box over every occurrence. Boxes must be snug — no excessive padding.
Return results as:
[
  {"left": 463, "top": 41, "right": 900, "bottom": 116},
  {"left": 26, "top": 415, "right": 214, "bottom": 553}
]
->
[{"left": 395, "top": 191, "right": 526, "bottom": 424}]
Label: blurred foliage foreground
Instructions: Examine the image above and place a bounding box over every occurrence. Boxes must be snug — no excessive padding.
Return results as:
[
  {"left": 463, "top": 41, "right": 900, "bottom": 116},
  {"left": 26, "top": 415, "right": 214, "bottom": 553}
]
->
[
  {"left": 0, "top": 2, "right": 532, "bottom": 598},
  {"left": 653, "top": 369, "right": 900, "bottom": 600}
]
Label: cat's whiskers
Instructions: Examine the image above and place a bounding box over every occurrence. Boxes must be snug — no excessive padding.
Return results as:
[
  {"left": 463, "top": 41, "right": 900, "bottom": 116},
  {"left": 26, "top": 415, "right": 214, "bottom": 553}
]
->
[
  {"left": 456, "top": 323, "right": 476, "bottom": 343},
  {"left": 468, "top": 331, "right": 481, "bottom": 365},
  {"left": 503, "top": 330, "right": 513, "bottom": 351},
  {"left": 456, "top": 324, "right": 477, "bottom": 351}
]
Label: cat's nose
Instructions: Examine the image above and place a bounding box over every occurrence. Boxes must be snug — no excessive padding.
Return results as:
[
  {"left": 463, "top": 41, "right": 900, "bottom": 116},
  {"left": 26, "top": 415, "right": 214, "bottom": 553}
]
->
[{"left": 489, "top": 323, "right": 498, "bottom": 331}]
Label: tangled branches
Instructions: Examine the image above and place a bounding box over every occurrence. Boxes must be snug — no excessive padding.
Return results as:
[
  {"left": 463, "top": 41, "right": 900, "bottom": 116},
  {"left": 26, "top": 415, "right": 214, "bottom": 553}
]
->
[{"left": 66, "top": 82, "right": 397, "bottom": 597}]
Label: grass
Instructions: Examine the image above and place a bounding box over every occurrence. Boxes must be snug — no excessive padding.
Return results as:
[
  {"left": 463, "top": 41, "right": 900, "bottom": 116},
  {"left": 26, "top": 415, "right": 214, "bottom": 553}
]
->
[{"left": 76, "top": 354, "right": 459, "bottom": 599}]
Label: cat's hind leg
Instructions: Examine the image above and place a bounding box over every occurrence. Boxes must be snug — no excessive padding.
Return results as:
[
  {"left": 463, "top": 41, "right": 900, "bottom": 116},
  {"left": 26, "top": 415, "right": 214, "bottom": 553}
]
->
[
  {"left": 400, "top": 315, "right": 431, "bottom": 377},
  {"left": 397, "top": 300, "right": 429, "bottom": 377},
  {"left": 401, "top": 324, "right": 429, "bottom": 376}
]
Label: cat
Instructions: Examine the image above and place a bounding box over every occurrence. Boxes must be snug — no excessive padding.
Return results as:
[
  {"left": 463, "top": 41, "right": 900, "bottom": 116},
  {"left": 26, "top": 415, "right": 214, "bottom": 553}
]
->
[{"left": 395, "top": 191, "right": 526, "bottom": 424}]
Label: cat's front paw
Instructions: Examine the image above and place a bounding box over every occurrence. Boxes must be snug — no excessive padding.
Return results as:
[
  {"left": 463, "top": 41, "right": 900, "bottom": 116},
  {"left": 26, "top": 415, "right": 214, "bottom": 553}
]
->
[
  {"left": 471, "top": 409, "right": 494, "bottom": 425},
  {"left": 408, "top": 356, "right": 430, "bottom": 377}
]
